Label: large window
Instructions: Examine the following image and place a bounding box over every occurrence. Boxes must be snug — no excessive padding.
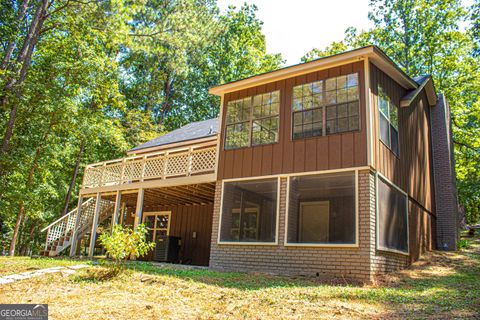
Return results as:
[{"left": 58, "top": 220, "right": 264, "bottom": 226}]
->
[
  {"left": 292, "top": 73, "right": 359, "bottom": 139},
  {"left": 377, "top": 176, "right": 408, "bottom": 253},
  {"left": 286, "top": 171, "right": 356, "bottom": 245},
  {"left": 378, "top": 86, "right": 399, "bottom": 156},
  {"left": 219, "top": 178, "right": 278, "bottom": 243},
  {"left": 225, "top": 91, "right": 280, "bottom": 149}
]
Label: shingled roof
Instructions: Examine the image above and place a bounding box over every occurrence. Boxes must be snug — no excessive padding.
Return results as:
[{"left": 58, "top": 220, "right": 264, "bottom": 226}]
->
[{"left": 129, "top": 118, "right": 219, "bottom": 153}]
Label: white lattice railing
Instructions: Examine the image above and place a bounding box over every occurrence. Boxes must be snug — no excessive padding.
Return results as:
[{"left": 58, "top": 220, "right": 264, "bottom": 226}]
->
[
  {"left": 82, "top": 146, "right": 217, "bottom": 189},
  {"left": 41, "top": 198, "right": 114, "bottom": 252}
]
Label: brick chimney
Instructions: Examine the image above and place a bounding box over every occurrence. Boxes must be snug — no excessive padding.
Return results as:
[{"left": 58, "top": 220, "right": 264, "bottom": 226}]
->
[{"left": 430, "top": 94, "right": 459, "bottom": 251}]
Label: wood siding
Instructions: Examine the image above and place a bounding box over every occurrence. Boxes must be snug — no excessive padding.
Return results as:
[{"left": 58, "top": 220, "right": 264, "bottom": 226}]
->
[
  {"left": 145, "top": 204, "right": 213, "bottom": 266},
  {"left": 370, "top": 63, "right": 434, "bottom": 214},
  {"left": 217, "top": 61, "right": 368, "bottom": 180}
]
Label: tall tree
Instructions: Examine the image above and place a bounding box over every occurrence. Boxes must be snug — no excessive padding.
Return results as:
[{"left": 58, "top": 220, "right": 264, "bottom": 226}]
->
[{"left": 302, "top": 0, "right": 480, "bottom": 224}]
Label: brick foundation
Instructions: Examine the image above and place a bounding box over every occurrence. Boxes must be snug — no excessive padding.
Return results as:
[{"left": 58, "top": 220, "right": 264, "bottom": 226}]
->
[{"left": 209, "top": 170, "right": 425, "bottom": 282}]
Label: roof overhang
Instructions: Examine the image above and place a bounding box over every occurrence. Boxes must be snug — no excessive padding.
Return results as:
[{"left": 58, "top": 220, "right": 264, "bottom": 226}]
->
[
  {"left": 400, "top": 76, "right": 438, "bottom": 107},
  {"left": 208, "top": 45, "right": 418, "bottom": 96}
]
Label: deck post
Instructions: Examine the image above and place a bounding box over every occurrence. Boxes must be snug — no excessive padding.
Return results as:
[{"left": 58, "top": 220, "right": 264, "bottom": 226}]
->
[
  {"left": 112, "top": 190, "right": 122, "bottom": 231},
  {"left": 134, "top": 188, "right": 144, "bottom": 228},
  {"left": 88, "top": 193, "right": 102, "bottom": 258},
  {"left": 69, "top": 195, "right": 84, "bottom": 257}
]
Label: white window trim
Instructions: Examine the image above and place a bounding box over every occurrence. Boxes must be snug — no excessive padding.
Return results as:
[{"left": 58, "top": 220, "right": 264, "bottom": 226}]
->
[
  {"left": 224, "top": 90, "right": 281, "bottom": 150},
  {"left": 378, "top": 85, "right": 400, "bottom": 157},
  {"left": 284, "top": 169, "right": 360, "bottom": 248},
  {"left": 217, "top": 176, "right": 281, "bottom": 246},
  {"left": 375, "top": 171, "right": 410, "bottom": 256}
]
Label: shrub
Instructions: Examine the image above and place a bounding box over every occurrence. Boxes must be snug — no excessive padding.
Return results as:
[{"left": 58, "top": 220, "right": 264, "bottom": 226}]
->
[
  {"left": 457, "top": 239, "right": 471, "bottom": 250},
  {"left": 98, "top": 224, "right": 155, "bottom": 272}
]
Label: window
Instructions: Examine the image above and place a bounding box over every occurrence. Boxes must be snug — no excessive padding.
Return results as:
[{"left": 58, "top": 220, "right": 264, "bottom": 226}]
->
[
  {"left": 219, "top": 178, "right": 278, "bottom": 243},
  {"left": 292, "top": 73, "right": 359, "bottom": 139},
  {"left": 377, "top": 176, "right": 408, "bottom": 253},
  {"left": 225, "top": 91, "right": 280, "bottom": 149},
  {"left": 286, "top": 171, "right": 356, "bottom": 245},
  {"left": 378, "top": 86, "right": 399, "bottom": 156}
]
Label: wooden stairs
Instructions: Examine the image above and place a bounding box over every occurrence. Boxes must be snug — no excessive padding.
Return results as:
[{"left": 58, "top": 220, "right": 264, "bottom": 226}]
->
[{"left": 40, "top": 198, "right": 114, "bottom": 257}]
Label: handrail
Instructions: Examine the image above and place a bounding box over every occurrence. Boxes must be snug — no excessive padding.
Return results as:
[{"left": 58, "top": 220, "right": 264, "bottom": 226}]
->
[
  {"left": 85, "top": 144, "right": 212, "bottom": 169},
  {"left": 82, "top": 146, "right": 217, "bottom": 189},
  {"left": 41, "top": 198, "right": 94, "bottom": 232}
]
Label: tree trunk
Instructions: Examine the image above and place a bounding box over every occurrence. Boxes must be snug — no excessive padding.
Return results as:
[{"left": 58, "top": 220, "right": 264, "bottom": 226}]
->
[
  {"left": 8, "top": 117, "right": 53, "bottom": 256},
  {"left": 0, "top": 0, "right": 49, "bottom": 156},
  {"left": 0, "top": 0, "right": 30, "bottom": 70},
  {"left": 8, "top": 207, "right": 24, "bottom": 256},
  {"left": 61, "top": 140, "right": 85, "bottom": 216}
]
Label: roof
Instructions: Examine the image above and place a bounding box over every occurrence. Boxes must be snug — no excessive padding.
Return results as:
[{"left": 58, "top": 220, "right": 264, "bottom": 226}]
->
[
  {"left": 129, "top": 118, "right": 219, "bottom": 153},
  {"left": 209, "top": 45, "right": 418, "bottom": 96},
  {"left": 401, "top": 75, "right": 437, "bottom": 107}
]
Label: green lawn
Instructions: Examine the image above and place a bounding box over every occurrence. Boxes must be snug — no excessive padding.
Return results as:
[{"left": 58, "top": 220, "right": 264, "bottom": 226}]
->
[
  {"left": 0, "top": 237, "right": 479, "bottom": 319},
  {"left": 0, "top": 256, "right": 89, "bottom": 276}
]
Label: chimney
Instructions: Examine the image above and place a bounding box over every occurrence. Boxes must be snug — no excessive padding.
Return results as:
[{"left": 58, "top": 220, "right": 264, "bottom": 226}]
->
[{"left": 430, "top": 94, "right": 459, "bottom": 251}]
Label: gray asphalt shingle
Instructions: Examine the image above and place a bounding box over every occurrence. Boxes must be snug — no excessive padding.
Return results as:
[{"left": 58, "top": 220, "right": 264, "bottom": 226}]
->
[{"left": 130, "top": 118, "right": 219, "bottom": 152}]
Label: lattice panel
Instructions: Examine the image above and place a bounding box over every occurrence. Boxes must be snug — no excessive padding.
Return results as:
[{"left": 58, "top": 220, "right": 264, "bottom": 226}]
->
[
  {"left": 191, "top": 148, "right": 216, "bottom": 173},
  {"left": 103, "top": 163, "right": 122, "bottom": 185},
  {"left": 165, "top": 153, "right": 189, "bottom": 176},
  {"left": 83, "top": 168, "right": 103, "bottom": 187},
  {"left": 124, "top": 160, "right": 143, "bottom": 181},
  {"left": 144, "top": 157, "right": 165, "bottom": 179}
]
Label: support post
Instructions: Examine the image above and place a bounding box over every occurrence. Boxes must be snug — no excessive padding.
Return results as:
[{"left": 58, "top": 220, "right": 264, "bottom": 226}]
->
[
  {"left": 69, "top": 195, "right": 84, "bottom": 257},
  {"left": 88, "top": 193, "right": 102, "bottom": 258},
  {"left": 112, "top": 190, "right": 122, "bottom": 232},
  {"left": 134, "top": 188, "right": 144, "bottom": 228}
]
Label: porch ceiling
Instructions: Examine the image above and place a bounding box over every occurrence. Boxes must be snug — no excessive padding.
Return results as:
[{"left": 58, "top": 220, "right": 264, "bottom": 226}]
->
[{"left": 144, "top": 182, "right": 216, "bottom": 207}]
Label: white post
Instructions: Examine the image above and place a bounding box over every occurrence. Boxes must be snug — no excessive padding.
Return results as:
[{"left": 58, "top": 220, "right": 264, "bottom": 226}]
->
[
  {"left": 112, "top": 191, "right": 122, "bottom": 232},
  {"left": 69, "top": 195, "right": 84, "bottom": 257},
  {"left": 134, "top": 188, "right": 144, "bottom": 228},
  {"left": 88, "top": 193, "right": 102, "bottom": 258}
]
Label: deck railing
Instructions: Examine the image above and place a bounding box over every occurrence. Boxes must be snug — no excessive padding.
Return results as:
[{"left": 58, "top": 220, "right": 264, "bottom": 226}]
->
[{"left": 82, "top": 146, "right": 217, "bottom": 189}]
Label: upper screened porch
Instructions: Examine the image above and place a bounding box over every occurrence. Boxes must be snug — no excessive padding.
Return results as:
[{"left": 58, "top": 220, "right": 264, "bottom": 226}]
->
[{"left": 80, "top": 118, "right": 219, "bottom": 195}]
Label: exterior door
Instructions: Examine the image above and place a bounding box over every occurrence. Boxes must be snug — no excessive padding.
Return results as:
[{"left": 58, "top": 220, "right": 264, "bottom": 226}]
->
[
  {"left": 142, "top": 211, "right": 171, "bottom": 242},
  {"left": 299, "top": 201, "right": 329, "bottom": 242}
]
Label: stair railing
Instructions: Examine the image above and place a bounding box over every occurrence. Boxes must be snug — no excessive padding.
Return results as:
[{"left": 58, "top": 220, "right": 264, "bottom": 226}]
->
[{"left": 41, "top": 198, "right": 94, "bottom": 251}]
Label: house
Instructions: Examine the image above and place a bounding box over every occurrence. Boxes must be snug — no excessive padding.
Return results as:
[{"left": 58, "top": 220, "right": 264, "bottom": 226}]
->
[{"left": 41, "top": 46, "right": 459, "bottom": 282}]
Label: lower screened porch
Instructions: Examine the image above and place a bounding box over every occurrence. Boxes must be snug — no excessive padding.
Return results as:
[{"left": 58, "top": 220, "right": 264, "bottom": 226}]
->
[{"left": 75, "top": 183, "right": 215, "bottom": 266}]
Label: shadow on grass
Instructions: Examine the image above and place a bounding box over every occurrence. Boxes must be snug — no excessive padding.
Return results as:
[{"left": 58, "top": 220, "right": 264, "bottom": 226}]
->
[{"left": 118, "top": 237, "right": 480, "bottom": 317}]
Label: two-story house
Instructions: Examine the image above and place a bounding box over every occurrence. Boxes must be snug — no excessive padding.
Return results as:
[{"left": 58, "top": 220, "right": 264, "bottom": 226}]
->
[{"left": 41, "top": 46, "right": 459, "bottom": 282}]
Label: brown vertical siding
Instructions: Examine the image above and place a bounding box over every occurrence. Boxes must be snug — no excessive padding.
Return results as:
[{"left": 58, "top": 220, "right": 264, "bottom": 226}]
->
[
  {"left": 217, "top": 61, "right": 368, "bottom": 180},
  {"left": 146, "top": 204, "right": 213, "bottom": 266},
  {"left": 370, "top": 63, "right": 434, "bottom": 214}
]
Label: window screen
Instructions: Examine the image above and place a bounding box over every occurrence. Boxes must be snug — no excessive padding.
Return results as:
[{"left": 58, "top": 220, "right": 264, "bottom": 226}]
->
[
  {"left": 220, "top": 178, "right": 278, "bottom": 243},
  {"left": 378, "top": 86, "right": 400, "bottom": 156},
  {"left": 286, "top": 171, "right": 356, "bottom": 244},
  {"left": 292, "top": 73, "right": 359, "bottom": 139},
  {"left": 225, "top": 91, "right": 280, "bottom": 149},
  {"left": 377, "top": 177, "right": 408, "bottom": 253}
]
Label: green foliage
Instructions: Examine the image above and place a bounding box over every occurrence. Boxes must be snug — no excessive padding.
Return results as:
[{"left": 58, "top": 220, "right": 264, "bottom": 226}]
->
[
  {"left": 302, "top": 0, "right": 480, "bottom": 224},
  {"left": 0, "top": 1, "right": 282, "bottom": 255},
  {"left": 98, "top": 224, "right": 155, "bottom": 271},
  {"left": 458, "top": 239, "right": 472, "bottom": 250}
]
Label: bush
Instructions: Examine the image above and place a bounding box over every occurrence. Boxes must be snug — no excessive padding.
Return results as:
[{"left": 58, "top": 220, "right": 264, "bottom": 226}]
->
[
  {"left": 457, "top": 239, "right": 471, "bottom": 250},
  {"left": 98, "top": 224, "right": 155, "bottom": 272}
]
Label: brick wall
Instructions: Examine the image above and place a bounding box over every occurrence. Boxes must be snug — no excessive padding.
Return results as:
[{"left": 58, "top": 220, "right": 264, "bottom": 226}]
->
[
  {"left": 430, "top": 94, "right": 459, "bottom": 250},
  {"left": 210, "top": 170, "right": 379, "bottom": 282}
]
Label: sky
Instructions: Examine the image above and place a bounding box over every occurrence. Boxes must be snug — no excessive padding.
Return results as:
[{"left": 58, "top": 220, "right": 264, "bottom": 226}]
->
[{"left": 217, "top": 0, "right": 373, "bottom": 65}]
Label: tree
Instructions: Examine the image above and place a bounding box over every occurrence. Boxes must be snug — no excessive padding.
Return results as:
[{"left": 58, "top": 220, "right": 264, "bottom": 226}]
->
[{"left": 302, "top": 0, "right": 480, "bottom": 224}]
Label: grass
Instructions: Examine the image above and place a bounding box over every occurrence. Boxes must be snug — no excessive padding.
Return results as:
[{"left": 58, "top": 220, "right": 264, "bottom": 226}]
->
[
  {"left": 0, "top": 256, "right": 88, "bottom": 276},
  {"left": 0, "top": 238, "right": 479, "bottom": 319}
]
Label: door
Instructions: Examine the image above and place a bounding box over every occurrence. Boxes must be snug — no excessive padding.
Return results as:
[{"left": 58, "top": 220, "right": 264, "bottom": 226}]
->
[
  {"left": 142, "top": 211, "right": 171, "bottom": 244},
  {"left": 299, "top": 201, "right": 329, "bottom": 242}
]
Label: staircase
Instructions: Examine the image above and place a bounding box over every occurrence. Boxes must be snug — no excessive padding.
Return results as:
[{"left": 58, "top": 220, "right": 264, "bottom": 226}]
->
[{"left": 41, "top": 198, "right": 114, "bottom": 257}]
